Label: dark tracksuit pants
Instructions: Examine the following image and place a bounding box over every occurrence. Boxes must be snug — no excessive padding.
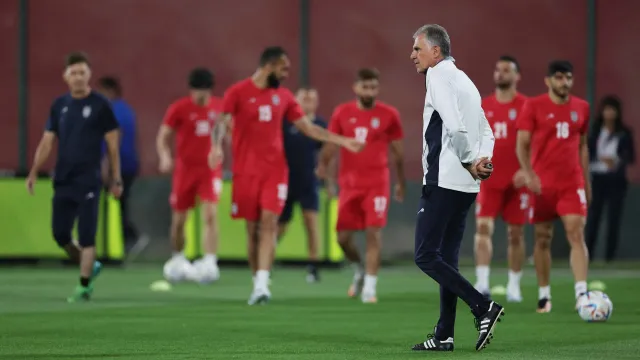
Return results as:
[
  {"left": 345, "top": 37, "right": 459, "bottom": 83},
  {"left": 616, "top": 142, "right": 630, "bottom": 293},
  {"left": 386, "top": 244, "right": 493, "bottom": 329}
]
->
[
  {"left": 414, "top": 185, "right": 488, "bottom": 339},
  {"left": 586, "top": 174, "right": 627, "bottom": 261}
]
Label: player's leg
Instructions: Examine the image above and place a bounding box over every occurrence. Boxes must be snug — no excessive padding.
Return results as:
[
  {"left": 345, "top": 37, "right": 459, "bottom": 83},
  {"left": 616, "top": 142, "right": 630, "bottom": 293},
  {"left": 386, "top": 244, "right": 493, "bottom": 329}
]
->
[
  {"left": 273, "top": 193, "right": 295, "bottom": 269},
  {"left": 69, "top": 190, "right": 101, "bottom": 302},
  {"left": 558, "top": 187, "right": 590, "bottom": 303},
  {"left": 247, "top": 173, "right": 288, "bottom": 304},
  {"left": 359, "top": 185, "right": 390, "bottom": 303},
  {"left": 192, "top": 173, "right": 222, "bottom": 282},
  {"left": 336, "top": 188, "right": 366, "bottom": 297},
  {"left": 502, "top": 189, "right": 530, "bottom": 302},
  {"left": 533, "top": 221, "right": 553, "bottom": 312},
  {"left": 299, "top": 185, "right": 321, "bottom": 283},
  {"left": 231, "top": 175, "right": 261, "bottom": 280},
  {"left": 473, "top": 188, "right": 502, "bottom": 296}
]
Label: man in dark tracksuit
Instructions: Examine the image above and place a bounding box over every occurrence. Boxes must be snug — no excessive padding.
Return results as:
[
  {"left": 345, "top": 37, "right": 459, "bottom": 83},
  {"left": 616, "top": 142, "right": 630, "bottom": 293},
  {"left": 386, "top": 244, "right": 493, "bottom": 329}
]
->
[
  {"left": 278, "top": 87, "right": 325, "bottom": 282},
  {"left": 410, "top": 25, "right": 504, "bottom": 352},
  {"left": 26, "top": 52, "right": 122, "bottom": 302}
]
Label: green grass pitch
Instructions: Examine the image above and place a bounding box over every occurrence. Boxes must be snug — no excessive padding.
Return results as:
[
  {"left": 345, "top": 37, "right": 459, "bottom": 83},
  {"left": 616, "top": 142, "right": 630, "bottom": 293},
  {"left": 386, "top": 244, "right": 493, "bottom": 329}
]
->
[{"left": 0, "top": 265, "right": 638, "bottom": 359}]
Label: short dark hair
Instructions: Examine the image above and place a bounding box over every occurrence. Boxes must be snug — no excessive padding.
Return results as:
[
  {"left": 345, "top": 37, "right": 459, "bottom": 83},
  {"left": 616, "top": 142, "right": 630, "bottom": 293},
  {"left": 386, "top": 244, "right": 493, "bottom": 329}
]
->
[
  {"left": 498, "top": 55, "right": 520, "bottom": 73},
  {"left": 356, "top": 68, "right": 380, "bottom": 81},
  {"left": 259, "top": 46, "right": 287, "bottom": 66},
  {"left": 547, "top": 60, "right": 573, "bottom": 76},
  {"left": 65, "top": 51, "right": 90, "bottom": 67},
  {"left": 98, "top": 76, "right": 122, "bottom": 96},
  {"left": 188, "top": 67, "right": 215, "bottom": 89}
]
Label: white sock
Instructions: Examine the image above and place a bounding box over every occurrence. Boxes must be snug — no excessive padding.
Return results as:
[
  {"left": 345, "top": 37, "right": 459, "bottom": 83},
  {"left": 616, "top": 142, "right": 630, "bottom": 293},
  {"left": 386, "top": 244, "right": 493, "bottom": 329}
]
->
[
  {"left": 255, "top": 270, "right": 270, "bottom": 291},
  {"left": 204, "top": 254, "right": 217, "bottom": 264},
  {"left": 538, "top": 286, "right": 551, "bottom": 300},
  {"left": 363, "top": 274, "right": 377, "bottom": 294},
  {"left": 475, "top": 266, "right": 490, "bottom": 291},
  {"left": 575, "top": 281, "right": 587, "bottom": 299},
  {"left": 507, "top": 270, "right": 522, "bottom": 289}
]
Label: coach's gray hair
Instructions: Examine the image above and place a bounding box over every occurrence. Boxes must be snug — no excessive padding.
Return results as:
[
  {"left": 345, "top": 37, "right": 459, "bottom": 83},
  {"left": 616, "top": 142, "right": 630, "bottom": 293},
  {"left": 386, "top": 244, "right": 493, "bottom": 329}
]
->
[{"left": 413, "top": 24, "right": 451, "bottom": 58}]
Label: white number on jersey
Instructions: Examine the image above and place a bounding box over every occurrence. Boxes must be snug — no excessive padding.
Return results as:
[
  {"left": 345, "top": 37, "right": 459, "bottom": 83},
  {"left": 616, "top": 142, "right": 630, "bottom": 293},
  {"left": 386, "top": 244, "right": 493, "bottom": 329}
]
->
[
  {"left": 493, "top": 121, "right": 508, "bottom": 139},
  {"left": 259, "top": 105, "right": 272, "bottom": 122},
  {"left": 195, "top": 120, "right": 211, "bottom": 136},
  {"left": 556, "top": 121, "right": 569, "bottom": 139},
  {"left": 213, "top": 178, "right": 223, "bottom": 195},
  {"left": 277, "top": 183, "right": 288, "bottom": 201},
  {"left": 373, "top": 196, "right": 387, "bottom": 214},
  {"left": 354, "top": 126, "right": 369, "bottom": 143},
  {"left": 577, "top": 188, "right": 586, "bottom": 204},
  {"left": 519, "top": 193, "right": 530, "bottom": 210}
]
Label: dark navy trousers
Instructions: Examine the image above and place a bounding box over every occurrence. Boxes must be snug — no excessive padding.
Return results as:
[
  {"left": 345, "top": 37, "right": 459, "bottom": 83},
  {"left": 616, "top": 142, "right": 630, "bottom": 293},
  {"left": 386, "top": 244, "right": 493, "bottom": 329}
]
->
[
  {"left": 52, "top": 185, "right": 100, "bottom": 248},
  {"left": 414, "top": 185, "right": 488, "bottom": 339}
]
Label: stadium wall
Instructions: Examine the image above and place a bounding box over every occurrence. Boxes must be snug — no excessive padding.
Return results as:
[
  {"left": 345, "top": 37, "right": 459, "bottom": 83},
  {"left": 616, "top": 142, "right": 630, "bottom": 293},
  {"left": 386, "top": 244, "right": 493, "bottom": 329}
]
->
[{"left": 2, "top": 0, "right": 640, "bottom": 261}]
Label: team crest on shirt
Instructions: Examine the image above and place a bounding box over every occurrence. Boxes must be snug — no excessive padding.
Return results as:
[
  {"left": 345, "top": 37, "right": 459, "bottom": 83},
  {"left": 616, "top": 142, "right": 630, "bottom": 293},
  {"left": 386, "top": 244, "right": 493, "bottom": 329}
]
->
[
  {"left": 349, "top": 117, "right": 356, "bottom": 123},
  {"left": 570, "top": 111, "right": 579, "bottom": 122},
  {"left": 509, "top": 108, "right": 517, "bottom": 120},
  {"left": 371, "top": 117, "right": 380, "bottom": 129},
  {"left": 486, "top": 111, "right": 493, "bottom": 118},
  {"left": 82, "top": 106, "right": 91, "bottom": 118},
  {"left": 208, "top": 111, "right": 217, "bottom": 120},
  {"left": 272, "top": 94, "right": 280, "bottom": 105},
  {"left": 62, "top": 107, "right": 68, "bottom": 113}
]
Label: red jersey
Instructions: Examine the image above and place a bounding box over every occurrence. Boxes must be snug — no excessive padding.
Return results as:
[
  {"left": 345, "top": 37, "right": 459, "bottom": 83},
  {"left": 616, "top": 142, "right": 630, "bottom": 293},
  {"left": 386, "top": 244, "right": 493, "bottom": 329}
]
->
[
  {"left": 162, "top": 96, "right": 223, "bottom": 169},
  {"left": 481, "top": 93, "right": 528, "bottom": 189},
  {"left": 517, "top": 94, "right": 590, "bottom": 189},
  {"left": 329, "top": 101, "right": 403, "bottom": 188},
  {"left": 223, "top": 78, "right": 305, "bottom": 176}
]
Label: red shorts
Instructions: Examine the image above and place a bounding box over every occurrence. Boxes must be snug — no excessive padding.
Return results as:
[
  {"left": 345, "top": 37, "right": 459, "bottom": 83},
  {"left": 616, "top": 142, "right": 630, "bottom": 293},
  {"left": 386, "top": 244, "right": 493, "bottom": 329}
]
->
[
  {"left": 476, "top": 185, "right": 530, "bottom": 225},
  {"left": 530, "top": 185, "right": 588, "bottom": 223},
  {"left": 170, "top": 165, "right": 222, "bottom": 211},
  {"left": 231, "top": 169, "right": 288, "bottom": 221},
  {"left": 336, "top": 184, "right": 390, "bottom": 231}
]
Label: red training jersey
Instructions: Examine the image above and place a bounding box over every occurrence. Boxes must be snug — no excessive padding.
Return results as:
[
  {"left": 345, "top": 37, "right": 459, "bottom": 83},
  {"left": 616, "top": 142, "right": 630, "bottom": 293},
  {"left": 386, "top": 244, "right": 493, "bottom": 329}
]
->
[
  {"left": 222, "top": 78, "right": 305, "bottom": 176},
  {"left": 162, "top": 96, "right": 224, "bottom": 169},
  {"left": 481, "top": 92, "right": 528, "bottom": 189},
  {"left": 516, "top": 94, "right": 590, "bottom": 189},
  {"left": 329, "top": 101, "right": 403, "bottom": 188}
]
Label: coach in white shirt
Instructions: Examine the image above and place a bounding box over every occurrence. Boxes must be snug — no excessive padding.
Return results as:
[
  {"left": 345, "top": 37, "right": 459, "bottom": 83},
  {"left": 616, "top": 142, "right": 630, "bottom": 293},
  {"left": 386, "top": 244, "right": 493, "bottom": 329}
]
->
[{"left": 409, "top": 24, "right": 503, "bottom": 353}]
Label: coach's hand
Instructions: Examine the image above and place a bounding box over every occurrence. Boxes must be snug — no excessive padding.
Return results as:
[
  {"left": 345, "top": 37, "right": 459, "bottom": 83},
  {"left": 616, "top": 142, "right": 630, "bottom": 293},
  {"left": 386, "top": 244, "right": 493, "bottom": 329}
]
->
[
  {"left": 110, "top": 179, "right": 123, "bottom": 199},
  {"left": 476, "top": 158, "right": 493, "bottom": 180},
  {"left": 524, "top": 171, "right": 542, "bottom": 194},
  {"left": 208, "top": 146, "right": 224, "bottom": 169},
  {"left": 26, "top": 174, "right": 36, "bottom": 195}
]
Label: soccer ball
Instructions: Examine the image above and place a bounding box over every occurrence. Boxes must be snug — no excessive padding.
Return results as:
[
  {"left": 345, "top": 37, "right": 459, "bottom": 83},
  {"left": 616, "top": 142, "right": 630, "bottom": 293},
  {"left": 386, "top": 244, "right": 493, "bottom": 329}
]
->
[
  {"left": 192, "top": 259, "right": 220, "bottom": 284},
  {"left": 163, "top": 259, "right": 196, "bottom": 283},
  {"left": 576, "top": 291, "right": 613, "bottom": 322}
]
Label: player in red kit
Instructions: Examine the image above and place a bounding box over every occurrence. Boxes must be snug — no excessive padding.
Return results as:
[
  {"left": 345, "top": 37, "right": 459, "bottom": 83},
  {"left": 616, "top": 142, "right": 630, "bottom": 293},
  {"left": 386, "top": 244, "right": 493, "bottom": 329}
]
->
[
  {"left": 210, "top": 47, "right": 363, "bottom": 305},
  {"left": 317, "top": 68, "right": 405, "bottom": 303},
  {"left": 474, "top": 56, "right": 528, "bottom": 302},
  {"left": 516, "top": 60, "right": 591, "bottom": 313},
  {"left": 156, "top": 68, "right": 223, "bottom": 283}
]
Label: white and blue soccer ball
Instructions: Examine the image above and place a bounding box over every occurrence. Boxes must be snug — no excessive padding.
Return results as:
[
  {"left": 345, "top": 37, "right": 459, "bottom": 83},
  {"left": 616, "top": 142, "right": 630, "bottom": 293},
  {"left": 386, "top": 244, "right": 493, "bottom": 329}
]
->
[{"left": 576, "top": 291, "right": 613, "bottom": 322}]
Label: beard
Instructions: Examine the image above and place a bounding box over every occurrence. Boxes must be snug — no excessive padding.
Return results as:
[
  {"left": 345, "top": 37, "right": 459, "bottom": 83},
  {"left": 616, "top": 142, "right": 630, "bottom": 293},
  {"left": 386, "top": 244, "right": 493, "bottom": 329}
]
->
[
  {"left": 359, "top": 96, "right": 375, "bottom": 108},
  {"left": 267, "top": 73, "right": 281, "bottom": 88},
  {"left": 551, "top": 86, "right": 570, "bottom": 100}
]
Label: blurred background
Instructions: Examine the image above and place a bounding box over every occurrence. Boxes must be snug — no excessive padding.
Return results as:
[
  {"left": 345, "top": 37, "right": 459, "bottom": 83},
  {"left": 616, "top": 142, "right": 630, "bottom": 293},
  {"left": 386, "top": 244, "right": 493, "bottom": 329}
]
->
[{"left": 1, "top": 0, "right": 638, "bottom": 265}]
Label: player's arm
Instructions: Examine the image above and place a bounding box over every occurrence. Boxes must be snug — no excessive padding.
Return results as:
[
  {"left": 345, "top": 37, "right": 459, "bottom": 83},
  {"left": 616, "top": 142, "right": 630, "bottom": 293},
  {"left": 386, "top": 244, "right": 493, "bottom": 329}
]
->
[
  {"left": 293, "top": 116, "right": 363, "bottom": 153},
  {"left": 430, "top": 73, "right": 474, "bottom": 165},
  {"left": 104, "top": 129, "right": 121, "bottom": 183},
  {"left": 515, "top": 101, "right": 541, "bottom": 193},
  {"left": 516, "top": 130, "right": 533, "bottom": 173},
  {"left": 156, "top": 125, "right": 174, "bottom": 172},
  {"left": 389, "top": 140, "right": 406, "bottom": 201}
]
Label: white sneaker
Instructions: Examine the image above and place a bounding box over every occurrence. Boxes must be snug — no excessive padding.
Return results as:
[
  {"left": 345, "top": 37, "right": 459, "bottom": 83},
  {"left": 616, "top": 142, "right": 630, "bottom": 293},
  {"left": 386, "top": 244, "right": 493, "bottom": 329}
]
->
[
  {"left": 506, "top": 286, "right": 523, "bottom": 303},
  {"left": 247, "top": 287, "right": 271, "bottom": 305},
  {"left": 163, "top": 256, "right": 196, "bottom": 283},
  {"left": 192, "top": 258, "right": 220, "bottom": 283}
]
